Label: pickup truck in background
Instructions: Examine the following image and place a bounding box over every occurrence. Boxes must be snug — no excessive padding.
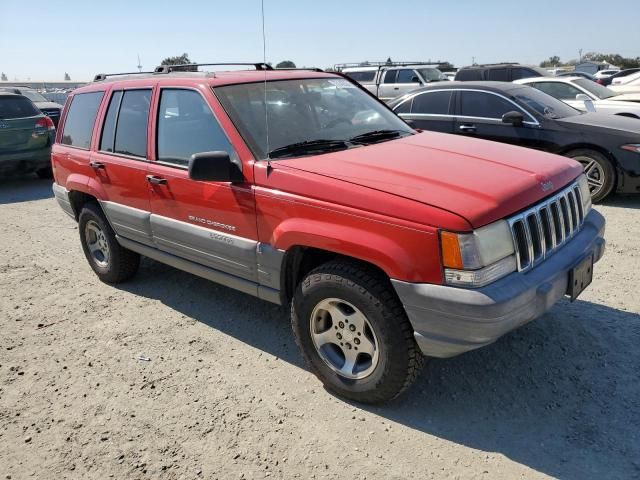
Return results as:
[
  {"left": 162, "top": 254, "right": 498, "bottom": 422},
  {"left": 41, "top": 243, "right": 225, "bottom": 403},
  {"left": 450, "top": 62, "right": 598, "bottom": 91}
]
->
[{"left": 338, "top": 62, "right": 448, "bottom": 102}]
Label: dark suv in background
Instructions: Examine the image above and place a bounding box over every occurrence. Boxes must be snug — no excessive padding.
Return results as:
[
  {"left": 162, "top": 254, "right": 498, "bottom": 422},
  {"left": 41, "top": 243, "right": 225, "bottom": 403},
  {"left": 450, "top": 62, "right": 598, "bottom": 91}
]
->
[
  {"left": 0, "top": 87, "right": 64, "bottom": 126},
  {"left": 455, "top": 63, "right": 548, "bottom": 82}
]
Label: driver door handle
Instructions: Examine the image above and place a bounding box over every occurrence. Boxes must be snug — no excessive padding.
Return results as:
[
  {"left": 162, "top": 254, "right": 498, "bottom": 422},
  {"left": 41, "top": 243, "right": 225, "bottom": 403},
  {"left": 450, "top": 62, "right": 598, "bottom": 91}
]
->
[
  {"left": 146, "top": 175, "right": 167, "bottom": 185},
  {"left": 459, "top": 124, "right": 476, "bottom": 132},
  {"left": 89, "top": 161, "right": 105, "bottom": 170}
]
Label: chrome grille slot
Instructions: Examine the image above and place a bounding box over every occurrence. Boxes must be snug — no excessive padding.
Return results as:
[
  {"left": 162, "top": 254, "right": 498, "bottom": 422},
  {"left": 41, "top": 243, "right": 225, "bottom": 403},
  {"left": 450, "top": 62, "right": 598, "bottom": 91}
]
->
[{"left": 508, "top": 180, "right": 588, "bottom": 272}]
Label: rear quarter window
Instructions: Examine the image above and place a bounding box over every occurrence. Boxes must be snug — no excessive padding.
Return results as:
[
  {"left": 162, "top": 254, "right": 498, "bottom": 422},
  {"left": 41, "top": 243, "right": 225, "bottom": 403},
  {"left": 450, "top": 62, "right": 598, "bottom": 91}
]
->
[
  {"left": 61, "top": 92, "right": 104, "bottom": 149},
  {"left": 455, "top": 69, "right": 483, "bottom": 81},
  {"left": 0, "top": 96, "right": 40, "bottom": 119}
]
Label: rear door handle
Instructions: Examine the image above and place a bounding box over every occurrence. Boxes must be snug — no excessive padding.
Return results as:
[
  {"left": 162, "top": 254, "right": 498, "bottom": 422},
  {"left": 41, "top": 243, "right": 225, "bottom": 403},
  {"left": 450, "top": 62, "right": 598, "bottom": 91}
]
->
[
  {"left": 393, "top": 87, "right": 400, "bottom": 90},
  {"left": 459, "top": 124, "right": 476, "bottom": 132},
  {"left": 89, "top": 161, "right": 105, "bottom": 170},
  {"left": 146, "top": 175, "right": 167, "bottom": 185}
]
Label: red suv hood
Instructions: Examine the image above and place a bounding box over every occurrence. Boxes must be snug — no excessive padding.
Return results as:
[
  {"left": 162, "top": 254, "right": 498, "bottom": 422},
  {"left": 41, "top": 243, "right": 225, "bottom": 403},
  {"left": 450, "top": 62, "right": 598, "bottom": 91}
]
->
[{"left": 278, "top": 131, "right": 582, "bottom": 228}]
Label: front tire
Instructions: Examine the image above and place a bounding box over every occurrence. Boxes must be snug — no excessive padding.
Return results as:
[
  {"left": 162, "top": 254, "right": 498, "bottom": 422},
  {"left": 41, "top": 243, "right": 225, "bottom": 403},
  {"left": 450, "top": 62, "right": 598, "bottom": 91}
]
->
[
  {"left": 291, "top": 260, "right": 425, "bottom": 404},
  {"left": 565, "top": 148, "right": 615, "bottom": 202},
  {"left": 78, "top": 202, "right": 140, "bottom": 283}
]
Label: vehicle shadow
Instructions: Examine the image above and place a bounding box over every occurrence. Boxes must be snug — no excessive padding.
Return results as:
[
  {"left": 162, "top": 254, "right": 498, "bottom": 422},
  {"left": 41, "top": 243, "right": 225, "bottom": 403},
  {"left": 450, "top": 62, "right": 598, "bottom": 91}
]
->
[
  {"left": 122, "top": 259, "right": 640, "bottom": 480},
  {"left": 600, "top": 194, "right": 640, "bottom": 210},
  {"left": 0, "top": 175, "right": 53, "bottom": 204}
]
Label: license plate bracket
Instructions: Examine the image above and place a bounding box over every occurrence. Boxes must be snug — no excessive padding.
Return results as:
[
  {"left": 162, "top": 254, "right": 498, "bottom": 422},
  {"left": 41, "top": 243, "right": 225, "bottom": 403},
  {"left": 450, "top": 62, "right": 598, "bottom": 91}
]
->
[{"left": 567, "top": 254, "right": 594, "bottom": 301}]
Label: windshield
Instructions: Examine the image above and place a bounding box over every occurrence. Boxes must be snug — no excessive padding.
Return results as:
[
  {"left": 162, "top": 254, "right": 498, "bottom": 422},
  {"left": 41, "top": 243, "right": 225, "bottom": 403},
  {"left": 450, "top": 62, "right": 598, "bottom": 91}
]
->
[
  {"left": 574, "top": 79, "right": 618, "bottom": 99},
  {"left": 417, "top": 68, "right": 447, "bottom": 82},
  {"left": 512, "top": 87, "right": 581, "bottom": 119},
  {"left": 19, "top": 90, "right": 49, "bottom": 103},
  {"left": 214, "top": 78, "right": 413, "bottom": 159}
]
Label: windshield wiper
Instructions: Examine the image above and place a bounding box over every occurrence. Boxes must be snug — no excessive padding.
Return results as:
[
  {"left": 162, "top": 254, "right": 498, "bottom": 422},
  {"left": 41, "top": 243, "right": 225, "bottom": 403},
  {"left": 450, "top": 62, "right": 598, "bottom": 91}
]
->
[
  {"left": 268, "top": 139, "right": 348, "bottom": 159},
  {"left": 349, "top": 129, "right": 409, "bottom": 144}
]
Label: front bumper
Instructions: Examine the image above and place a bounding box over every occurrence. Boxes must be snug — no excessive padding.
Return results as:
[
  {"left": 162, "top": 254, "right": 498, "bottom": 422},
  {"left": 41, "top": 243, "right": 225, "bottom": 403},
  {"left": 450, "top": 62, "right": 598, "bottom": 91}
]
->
[{"left": 392, "top": 209, "right": 606, "bottom": 358}]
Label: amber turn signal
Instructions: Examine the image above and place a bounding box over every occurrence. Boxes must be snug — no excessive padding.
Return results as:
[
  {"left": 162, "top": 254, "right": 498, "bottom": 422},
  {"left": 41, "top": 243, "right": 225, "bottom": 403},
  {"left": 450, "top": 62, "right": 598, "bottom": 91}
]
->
[{"left": 440, "top": 231, "right": 464, "bottom": 269}]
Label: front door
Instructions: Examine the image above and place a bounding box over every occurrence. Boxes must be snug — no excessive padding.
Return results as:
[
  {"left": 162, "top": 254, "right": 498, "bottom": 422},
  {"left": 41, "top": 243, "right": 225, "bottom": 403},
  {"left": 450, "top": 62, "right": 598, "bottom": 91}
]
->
[
  {"left": 146, "top": 87, "right": 258, "bottom": 282},
  {"left": 454, "top": 90, "right": 542, "bottom": 150},
  {"left": 377, "top": 69, "right": 422, "bottom": 102}
]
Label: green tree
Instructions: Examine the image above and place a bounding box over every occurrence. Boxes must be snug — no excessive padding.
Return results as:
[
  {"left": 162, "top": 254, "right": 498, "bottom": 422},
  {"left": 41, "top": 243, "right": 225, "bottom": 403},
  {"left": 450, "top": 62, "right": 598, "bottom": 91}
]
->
[
  {"left": 64, "top": 72, "right": 71, "bottom": 81},
  {"left": 1, "top": 72, "right": 7, "bottom": 81},
  {"left": 276, "top": 60, "right": 296, "bottom": 69},
  {"left": 161, "top": 53, "right": 197, "bottom": 71},
  {"left": 539, "top": 56, "right": 561, "bottom": 67}
]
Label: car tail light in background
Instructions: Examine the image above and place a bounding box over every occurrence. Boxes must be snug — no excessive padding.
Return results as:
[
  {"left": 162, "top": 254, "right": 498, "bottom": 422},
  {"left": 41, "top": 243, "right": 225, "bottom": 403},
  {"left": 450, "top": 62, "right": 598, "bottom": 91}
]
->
[
  {"left": 35, "top": 116, "right": 55, "bottom": 131},
  {"left": 596, "top": 79, "right": 604, "bottom": 85}
]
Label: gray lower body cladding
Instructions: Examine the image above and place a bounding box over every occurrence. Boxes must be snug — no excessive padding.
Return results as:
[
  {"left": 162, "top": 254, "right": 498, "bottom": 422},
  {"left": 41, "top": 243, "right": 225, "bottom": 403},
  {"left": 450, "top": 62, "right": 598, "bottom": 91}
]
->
[{"left": 392, "top": 209, "right": 606, "bottom": 358}]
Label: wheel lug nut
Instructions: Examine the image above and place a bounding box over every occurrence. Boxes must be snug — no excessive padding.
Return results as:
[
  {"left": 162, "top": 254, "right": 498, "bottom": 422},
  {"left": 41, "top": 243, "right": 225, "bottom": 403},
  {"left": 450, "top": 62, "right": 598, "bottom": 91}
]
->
[
  {"left": 349, "top": 325, "right": 356, "bottom": 332},
  {"left": 336, "top": 333, "right": 342, "bottom": 340},
  {"left": 345, "top": 343, "right": 352, "bottom": 349},
  {"left": 338, "top": 322, "right": 345, "bottom": 329},
  {"left": 354, "top": 338, "right": 360, "bottom": 345}
]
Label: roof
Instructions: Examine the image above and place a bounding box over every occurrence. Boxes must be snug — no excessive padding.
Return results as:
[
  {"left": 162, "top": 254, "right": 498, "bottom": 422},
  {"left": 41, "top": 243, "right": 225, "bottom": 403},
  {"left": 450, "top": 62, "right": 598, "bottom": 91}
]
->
[
  {"left": 72, "top": 69, "right": 338, "bottom": 94},
  {"left": 387, "top": 81, "right": 530, "bottom": 105}
]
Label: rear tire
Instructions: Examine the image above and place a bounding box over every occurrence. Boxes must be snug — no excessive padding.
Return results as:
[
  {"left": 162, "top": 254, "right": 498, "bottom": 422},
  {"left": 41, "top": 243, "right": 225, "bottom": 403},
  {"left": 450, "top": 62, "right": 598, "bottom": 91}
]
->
[
  {"left": 565, "top": 148, "right": 615, "bottom": 202},
  {"left": 291, "top": 260, "right": 425, "bottom": 404},
  {"left": 78, "top": 202, "right": 140, "bottom": 283}
]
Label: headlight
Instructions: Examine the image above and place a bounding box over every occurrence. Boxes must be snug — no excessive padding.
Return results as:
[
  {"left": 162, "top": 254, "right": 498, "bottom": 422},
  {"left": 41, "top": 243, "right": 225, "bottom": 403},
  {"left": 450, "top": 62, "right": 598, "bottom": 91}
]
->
[
  {"left": 621, "top": 144, "right": 640, "bottom": 154},
  {"left": 440, "top": 220, "right": 516, "bottom": 288},
  {"left": 576, "top": 174, "right": 592, "bottom": 214}
]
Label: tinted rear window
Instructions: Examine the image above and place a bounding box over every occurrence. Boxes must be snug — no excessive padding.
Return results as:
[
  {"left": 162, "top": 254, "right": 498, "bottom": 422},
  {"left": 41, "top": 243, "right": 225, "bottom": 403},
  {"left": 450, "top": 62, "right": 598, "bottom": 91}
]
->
[
  {"left": 455, "top": 69, "right": 483, "bottom": 81},
  {"left": 487, "top": 68, "right": 509, "bottom": 81},
  {"left": 61, "top": 92, "right": 104, "bottom": 149},
  {"left": 411, "top": 91, "right": 452, "bottom": 115},
  {"left": 0, "top": 96, "right": 40, "bottom": 119},
  {"left": 114, "top": 89, "right": 151, "bottom": 158},
  {"left": 345, "top": 71, "right": 376, "bottom": 82}
]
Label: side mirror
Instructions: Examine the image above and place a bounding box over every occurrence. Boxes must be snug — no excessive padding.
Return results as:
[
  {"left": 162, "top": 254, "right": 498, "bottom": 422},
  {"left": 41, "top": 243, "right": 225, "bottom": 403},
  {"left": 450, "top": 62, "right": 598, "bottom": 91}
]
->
[
  {"left": 502, "top": 111, "right": 524, "bottom": 127},
  {"left": 188, "top": 151, "right": 243, "bottom": 182},
  {"left": 411, "top": 76, "right": 421, "bottom": 84},
  {"left": 576, "top": 93, "right": 596, "bottom": 112}
]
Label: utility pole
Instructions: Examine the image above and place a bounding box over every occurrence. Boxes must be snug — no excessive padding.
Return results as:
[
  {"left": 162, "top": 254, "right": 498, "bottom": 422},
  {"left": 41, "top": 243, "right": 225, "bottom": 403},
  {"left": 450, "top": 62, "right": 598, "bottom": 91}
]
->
[
  {"left": 472, "top": 56, "right": 476, "bottom": 65},
  {"left": 579, "top": 49, "right": 583, "bottom": 63},
  {"left": 137, "top": 54, "right": 142, "bottom": 73}
]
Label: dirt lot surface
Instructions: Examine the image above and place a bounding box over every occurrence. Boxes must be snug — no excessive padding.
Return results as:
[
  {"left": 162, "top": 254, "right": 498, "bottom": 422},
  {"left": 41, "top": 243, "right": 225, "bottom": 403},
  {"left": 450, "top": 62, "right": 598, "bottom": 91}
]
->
[{"left": 1, "top": 176, "right": 639, "bottom": 480}]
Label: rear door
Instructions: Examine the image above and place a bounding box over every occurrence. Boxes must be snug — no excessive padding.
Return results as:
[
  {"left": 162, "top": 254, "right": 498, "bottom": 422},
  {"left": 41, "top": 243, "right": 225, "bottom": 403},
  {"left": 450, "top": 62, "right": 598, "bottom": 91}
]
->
[
  {"left": 146, "top": 87, "right": 259, "bottom": 282},
  {"left": 378, "top": 69, "right": 422, "bottom": 101},
  {"left": 54, "top": 91, "right": 105, "bottom": 186},
  {"left": 454, "top": 90, "right": 542, "bottom": 149},
  {"left": 394, "top": 90, "right": 455, "bottom": 133},
  {"left": 0, "top": 95, "right": 49, "bottom": 155},
  {"left": 90, "top": 88, "right": 153, "bottom": 246}
]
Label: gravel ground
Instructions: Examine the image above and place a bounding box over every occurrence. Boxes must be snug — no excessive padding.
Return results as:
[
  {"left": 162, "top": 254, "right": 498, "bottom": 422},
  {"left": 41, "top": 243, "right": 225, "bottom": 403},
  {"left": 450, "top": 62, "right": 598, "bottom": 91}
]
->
[{"left": 1, "top": 176, "right": 639, "bottom": 480}]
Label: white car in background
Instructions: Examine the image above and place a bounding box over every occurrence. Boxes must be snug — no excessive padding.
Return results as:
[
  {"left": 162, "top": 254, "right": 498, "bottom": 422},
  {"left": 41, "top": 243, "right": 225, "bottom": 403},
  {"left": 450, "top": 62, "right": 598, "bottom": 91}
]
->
[
  {"left": 593, "top": 69, "right": 620, "bottom": 79},
  {"left": 515, "top": 77, "right": 640, "bottom": 118},
  {"left": 610, "top": 70, "right": 640, "bottom": 86}
]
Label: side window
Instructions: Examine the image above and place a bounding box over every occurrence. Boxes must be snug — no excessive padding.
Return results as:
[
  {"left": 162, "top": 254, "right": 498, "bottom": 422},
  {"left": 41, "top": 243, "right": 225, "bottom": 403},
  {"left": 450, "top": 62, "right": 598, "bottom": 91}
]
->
[
  {"left": 460, "top": 91, "right": 515, "bottom": 119},
  {"left": 346, "top": 71, "right": 375, "bottom": 82},
  {"left": 512, "top": 67, "right": 538, "bottom": 80},
  {"left": 396, "top": 69, "right": 418, "bottom": 83},
  {"left": 61, "top": 92, "right": 104, "bottom": 149},
  {"left": 533, "top": 82, "right": 582, "bottom": 100},
  {"left": 394, "top": 99, "right": 412, "bottom": 114},
  {"left": 382, "top": 70, "right": 398, "bottom": 84},
  {"left": 99, "top": 90, "right": 123, "bottom": 152},
  {"left": 487, "top": 68, "right": 509, "bottom": 81},
  {"left": 411, "top": 91, "right": 452, "bottom": 115},
  {"left": 114, "top": 89, "right": 151, "bottom": 158},
  {"left": 455, "top": 69, "right": 483, "bottom": 81},
  {"left": 157, "top": 89, "right": 235, "bottom": 167}
]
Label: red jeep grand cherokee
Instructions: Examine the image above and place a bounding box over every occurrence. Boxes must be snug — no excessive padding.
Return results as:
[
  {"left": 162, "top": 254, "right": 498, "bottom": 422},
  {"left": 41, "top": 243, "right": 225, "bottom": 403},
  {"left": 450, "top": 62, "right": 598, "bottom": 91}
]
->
[{"left": 51, "top": 64, "right": 605, "bottom": 403}]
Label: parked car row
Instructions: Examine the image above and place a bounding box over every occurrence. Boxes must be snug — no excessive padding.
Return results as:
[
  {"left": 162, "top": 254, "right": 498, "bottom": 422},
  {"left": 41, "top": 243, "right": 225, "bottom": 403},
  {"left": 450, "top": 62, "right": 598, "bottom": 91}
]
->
[{"left": 389, "top": 81, "right": 640, "bottom": 201}]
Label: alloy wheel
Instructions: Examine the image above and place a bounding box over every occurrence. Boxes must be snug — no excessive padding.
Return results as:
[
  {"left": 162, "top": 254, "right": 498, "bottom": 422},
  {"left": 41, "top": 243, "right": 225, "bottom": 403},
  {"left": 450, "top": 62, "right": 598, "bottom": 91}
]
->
[
  {"left": 84, "top": 220, "right": 110, "bottom": 268},
  {"left": 575, "top": 155, "right": 606, "bottom": 198},
  {"left": 309, "top": 298, "right": 379, "bottom": 380}
]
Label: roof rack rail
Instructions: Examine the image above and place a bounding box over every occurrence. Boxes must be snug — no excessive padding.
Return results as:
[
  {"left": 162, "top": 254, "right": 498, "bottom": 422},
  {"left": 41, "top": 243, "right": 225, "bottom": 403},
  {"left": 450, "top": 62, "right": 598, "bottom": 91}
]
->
[
  {"left": 93, "top": 71, "right": 155, "bottom": 82},
  {"left": 333, "top": 61, "right": 439, "bottom": 71},
  {"left": 153, "top": 62, "right": 273, "bottom": 74},
  {"left": 464, "top": 62, "right": 520, "bottom": 68},
  {"left": 273, "top": 67, "right": 324, "bottom": 72}
]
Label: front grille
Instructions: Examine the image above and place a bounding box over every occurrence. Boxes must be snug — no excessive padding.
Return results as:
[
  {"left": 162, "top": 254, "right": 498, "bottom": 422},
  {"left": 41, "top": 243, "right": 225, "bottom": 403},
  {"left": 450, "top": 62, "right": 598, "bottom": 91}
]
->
[
  {"left": 40, "top": 108, "right": 60, "bottom": 126},
  {"left": 508, "top": 181, "right": 586, "bottom": 272}
]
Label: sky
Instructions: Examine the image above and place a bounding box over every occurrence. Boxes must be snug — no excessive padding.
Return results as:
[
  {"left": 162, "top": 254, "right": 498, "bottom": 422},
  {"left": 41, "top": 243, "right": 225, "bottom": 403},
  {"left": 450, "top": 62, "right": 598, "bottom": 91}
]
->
[{"left": 0, "top": 0, "right": 638, "bottom": 81}]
